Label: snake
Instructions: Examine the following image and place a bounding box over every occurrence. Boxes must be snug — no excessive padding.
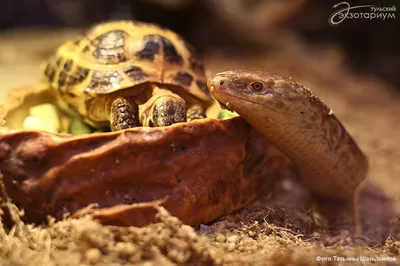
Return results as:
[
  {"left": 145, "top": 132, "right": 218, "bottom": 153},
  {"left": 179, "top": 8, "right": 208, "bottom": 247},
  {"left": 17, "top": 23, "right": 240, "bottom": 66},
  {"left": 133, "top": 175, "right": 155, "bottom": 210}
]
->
[{"left": 207, "top": 70, "right": 368, "bottom": 201}]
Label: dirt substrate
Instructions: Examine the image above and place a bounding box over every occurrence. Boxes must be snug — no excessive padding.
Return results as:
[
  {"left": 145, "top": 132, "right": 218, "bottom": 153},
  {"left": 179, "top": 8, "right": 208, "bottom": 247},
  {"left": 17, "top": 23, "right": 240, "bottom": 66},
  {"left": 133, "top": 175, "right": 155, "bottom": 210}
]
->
[
  {"left": 0, "top": 192, "right": 399, "bottom": 266},
  {"left": 0, "top": 30, "right": 400, "bottom": 265}
]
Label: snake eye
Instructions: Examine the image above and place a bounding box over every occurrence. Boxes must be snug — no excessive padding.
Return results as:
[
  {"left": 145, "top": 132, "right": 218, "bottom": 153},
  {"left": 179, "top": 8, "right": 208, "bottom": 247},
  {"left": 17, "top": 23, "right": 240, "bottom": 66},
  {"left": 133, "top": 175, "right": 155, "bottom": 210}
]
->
[{"left": 251, "top": 82, "right": 263, "bottom": 91}]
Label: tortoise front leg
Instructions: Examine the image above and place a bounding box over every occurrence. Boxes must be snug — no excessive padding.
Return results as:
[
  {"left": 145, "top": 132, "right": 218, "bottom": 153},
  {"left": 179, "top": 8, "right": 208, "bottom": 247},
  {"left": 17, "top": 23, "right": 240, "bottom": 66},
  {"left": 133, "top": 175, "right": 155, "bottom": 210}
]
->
[
  {"left": 187, "top": 104, "right": 206, "bottom": 121},
  {"left": 110, "top": 97, "right": 139, "bottom": 131}
]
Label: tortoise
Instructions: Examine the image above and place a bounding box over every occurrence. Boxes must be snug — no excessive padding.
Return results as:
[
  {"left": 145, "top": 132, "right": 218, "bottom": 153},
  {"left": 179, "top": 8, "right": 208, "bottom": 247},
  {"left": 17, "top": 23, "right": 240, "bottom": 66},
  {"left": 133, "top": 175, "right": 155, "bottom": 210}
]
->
[{"left": 42, "top": 20, "right": 212, "bottom": 131}]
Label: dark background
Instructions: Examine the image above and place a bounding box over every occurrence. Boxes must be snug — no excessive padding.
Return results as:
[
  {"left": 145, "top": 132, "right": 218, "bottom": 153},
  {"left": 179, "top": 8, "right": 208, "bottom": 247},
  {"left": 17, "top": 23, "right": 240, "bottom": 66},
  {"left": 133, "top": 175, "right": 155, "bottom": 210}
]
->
[{"left": 0, "top": 0, "right": 399, "bottom": 90}]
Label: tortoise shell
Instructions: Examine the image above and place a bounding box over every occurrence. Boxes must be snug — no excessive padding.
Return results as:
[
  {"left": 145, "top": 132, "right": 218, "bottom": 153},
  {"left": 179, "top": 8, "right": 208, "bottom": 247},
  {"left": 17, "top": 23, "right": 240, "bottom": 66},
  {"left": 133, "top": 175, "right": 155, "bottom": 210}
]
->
[{"left": 42, "top": 20, "right": 211, "bottom": 121}]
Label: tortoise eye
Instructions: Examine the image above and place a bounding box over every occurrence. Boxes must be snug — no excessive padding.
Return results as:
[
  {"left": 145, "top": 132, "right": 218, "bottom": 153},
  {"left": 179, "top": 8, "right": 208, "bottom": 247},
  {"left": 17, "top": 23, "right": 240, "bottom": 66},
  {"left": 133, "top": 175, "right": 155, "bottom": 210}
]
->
[{"left": 251, "top": 82, "right": 263, "bottom": 91}]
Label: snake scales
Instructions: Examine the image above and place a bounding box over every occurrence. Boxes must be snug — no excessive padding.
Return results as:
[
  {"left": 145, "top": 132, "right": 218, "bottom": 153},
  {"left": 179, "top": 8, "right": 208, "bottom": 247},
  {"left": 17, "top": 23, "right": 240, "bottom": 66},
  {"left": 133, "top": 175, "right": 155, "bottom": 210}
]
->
[{"left": 208, "top": 70, "right": 368, "bottom": 200}]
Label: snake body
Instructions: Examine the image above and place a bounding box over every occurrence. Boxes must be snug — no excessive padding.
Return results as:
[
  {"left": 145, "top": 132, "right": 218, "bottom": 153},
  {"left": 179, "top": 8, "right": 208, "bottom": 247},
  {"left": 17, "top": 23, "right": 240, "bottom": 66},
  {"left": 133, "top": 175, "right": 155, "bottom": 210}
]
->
[{"left": 207, "top": 70, "right": 368, "bottom": 200}]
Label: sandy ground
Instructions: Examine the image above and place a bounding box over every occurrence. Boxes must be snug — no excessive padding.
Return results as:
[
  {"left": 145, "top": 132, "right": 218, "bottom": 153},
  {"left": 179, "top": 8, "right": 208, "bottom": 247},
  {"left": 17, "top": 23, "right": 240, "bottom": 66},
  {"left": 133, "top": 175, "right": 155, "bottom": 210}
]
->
[{"left": 0, "top": 29, "right": 399, "bottom": 265}]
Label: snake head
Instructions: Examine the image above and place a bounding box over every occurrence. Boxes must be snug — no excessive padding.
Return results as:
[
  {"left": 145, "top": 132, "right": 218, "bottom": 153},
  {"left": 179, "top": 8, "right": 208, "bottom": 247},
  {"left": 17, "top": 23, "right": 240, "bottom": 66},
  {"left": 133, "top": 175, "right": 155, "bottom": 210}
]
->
[{"left": 207, "top": 70, "right": 328, "bottom": 121}]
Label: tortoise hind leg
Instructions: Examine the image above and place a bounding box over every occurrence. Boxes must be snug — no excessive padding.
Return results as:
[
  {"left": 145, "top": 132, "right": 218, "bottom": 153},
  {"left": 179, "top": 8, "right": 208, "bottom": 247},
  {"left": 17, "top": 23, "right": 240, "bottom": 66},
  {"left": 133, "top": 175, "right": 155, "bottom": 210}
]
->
[
  {"left": 187, "top": 104, "right": 206, "bottom": 121},
  {"left": 110, "top": 97, "right": 139, "bottom": 131}
]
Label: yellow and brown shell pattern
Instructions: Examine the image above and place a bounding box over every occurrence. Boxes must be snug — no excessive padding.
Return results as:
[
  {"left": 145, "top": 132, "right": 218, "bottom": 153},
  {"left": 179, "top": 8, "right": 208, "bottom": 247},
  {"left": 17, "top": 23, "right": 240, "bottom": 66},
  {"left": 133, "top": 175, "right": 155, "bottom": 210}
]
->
[{"left": 42, "top": 20, "right": 211, "bottom": 122}]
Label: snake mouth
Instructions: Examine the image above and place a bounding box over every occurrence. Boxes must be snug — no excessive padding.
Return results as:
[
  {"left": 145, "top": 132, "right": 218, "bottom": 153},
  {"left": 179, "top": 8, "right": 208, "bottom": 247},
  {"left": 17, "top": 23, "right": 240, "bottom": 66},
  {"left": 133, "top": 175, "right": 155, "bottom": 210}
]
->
[
  {"left": 212, "top": 90, "right": 296, "bottom": 120},
  {"left": 211, "top": 90, "right": 277, "bottom": 113}
]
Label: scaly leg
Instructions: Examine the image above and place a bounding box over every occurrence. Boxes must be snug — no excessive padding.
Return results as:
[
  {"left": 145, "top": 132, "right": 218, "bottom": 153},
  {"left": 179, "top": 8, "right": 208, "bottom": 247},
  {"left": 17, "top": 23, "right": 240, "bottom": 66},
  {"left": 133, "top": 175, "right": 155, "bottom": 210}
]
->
[{"left": 110, "top": 97, "right": 139, "bottom": 131}]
